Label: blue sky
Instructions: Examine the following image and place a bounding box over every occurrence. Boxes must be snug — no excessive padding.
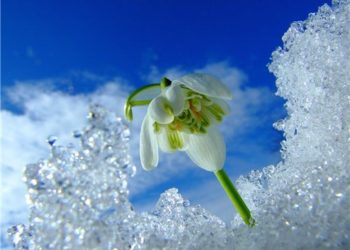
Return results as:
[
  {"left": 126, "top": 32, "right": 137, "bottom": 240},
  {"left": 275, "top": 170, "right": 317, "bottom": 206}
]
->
[
  {"left": 1, "top": 0, "right": 331, "bottom": 246},
  {"left": 2, "top": 0, "right": 330, "bottom": 91}
]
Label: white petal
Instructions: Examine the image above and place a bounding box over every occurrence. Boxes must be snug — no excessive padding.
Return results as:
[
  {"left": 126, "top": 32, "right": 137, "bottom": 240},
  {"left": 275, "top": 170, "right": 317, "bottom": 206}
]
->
[
  {"left": 173, "top": 73, "right": 232, "bottom": 100},
  {"left": 211, "top": 97, "right": 231, "bottom": 114},
  {"left": 165, "top": 85, "right": 185, "bottom": 115},
  {"left": 178, "top": 132, "right": 189, "bottom": 151},
  {"left": 185, "top": 127, "right": 225, "bottom": 172},
  {"left": 149, "top": 95, "right": 174, "bottom": 124},
  {"left": 156, "top": 128, "right": 189, "bottom": 153},
  {"left": 156, "top": 127, "right": 176, "bottom": 153},
  {"left": 140, "top": 115, "right": 159, "bottom": 170}
]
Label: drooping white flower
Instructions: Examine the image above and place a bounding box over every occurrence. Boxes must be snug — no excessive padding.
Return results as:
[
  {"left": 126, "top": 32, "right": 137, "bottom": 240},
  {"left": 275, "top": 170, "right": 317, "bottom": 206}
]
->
[
  {"left": 125, "top": 73, "right": 255, "bottom": 227},
  {"left": 139, "top": 73, "right": 232, "bottom": 172}
]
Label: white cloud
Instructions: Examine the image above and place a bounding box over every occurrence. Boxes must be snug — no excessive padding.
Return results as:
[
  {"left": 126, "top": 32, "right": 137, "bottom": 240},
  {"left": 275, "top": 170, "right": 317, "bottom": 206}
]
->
[{"left": 1, "top": 61, "right": 282, "bottom": 234}]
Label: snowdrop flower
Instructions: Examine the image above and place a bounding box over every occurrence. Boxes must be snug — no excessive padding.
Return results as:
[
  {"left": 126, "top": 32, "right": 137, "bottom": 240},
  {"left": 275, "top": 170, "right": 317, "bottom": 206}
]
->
[
  {"left": 125, "top": 73, "right": 255, "bottom": 227},
  {"left": 140, "top": 73, "right": 231, "bottom": 172}
]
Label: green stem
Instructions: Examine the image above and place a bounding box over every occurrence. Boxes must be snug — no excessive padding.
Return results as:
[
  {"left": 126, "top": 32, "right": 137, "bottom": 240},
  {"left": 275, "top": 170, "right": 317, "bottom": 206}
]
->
[
  {"left": 124, "top": 83, "right": 160, "bottom": 121},
  {"left": 129, "top": 100, "right": 152, "bottom": 106},
  {"left": 127, "top": 83, "right": 160, "bottom": 103},
  {"left": 124, "top": 77, "right": 171, "bottom": 121},
  {"left": 215, "top": 169, "right": 255, "bottom": 227}
]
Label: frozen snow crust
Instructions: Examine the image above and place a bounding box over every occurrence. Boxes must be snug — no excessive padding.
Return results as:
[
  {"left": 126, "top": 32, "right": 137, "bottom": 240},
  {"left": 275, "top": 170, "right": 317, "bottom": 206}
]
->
[{"left": 9, "top": 0, "right": 350, "bottom": 249}]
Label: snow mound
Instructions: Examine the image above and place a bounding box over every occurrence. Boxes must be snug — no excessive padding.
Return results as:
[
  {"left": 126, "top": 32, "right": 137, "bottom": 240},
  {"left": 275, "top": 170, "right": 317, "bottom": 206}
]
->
[{"left": 230, "top": 0, "right": 350, "bottom": 248}]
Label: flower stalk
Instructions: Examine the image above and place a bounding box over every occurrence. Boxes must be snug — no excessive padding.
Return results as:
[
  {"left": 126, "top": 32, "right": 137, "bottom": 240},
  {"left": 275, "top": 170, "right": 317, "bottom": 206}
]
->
[
  {"left": 215, "top": 169, "right": 255, "bottom": 227},
  {"left": 124, "top": 83, "right": 161, "bottom": 121}
]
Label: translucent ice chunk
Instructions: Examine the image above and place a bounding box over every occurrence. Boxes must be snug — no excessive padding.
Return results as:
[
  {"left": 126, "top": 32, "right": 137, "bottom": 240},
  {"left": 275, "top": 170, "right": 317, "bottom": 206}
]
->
[
  {"left": 46, "top": 135, "right": 58, "bottom": 146},
  {"left": 9, "top": 105, "right": 136, "bottom": 249}
]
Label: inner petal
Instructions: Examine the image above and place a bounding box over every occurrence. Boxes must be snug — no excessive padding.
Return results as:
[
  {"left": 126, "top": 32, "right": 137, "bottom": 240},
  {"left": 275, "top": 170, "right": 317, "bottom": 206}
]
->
[
  {"left": 157, "top": 126, "right": 176, "bottom": 153},
  {"left": 165, "top": 85, "right": 185, "bottom": 115},
  {"left": 149, "top": 96, "right": 174, "bottom": 124},
  {"left": 156, "top": 126, "right": 188, "bottom": 152}
]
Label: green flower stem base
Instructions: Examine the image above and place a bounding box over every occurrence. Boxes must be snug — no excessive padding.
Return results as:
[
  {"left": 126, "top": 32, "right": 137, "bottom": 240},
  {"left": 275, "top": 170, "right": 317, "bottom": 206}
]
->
[{"left": 215, "top": 169, "right": 255, "bottom": 227}]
